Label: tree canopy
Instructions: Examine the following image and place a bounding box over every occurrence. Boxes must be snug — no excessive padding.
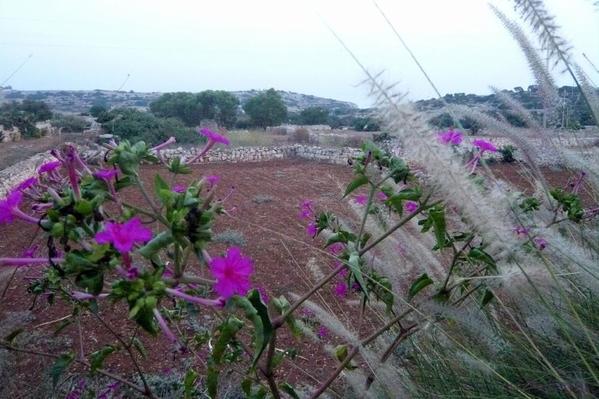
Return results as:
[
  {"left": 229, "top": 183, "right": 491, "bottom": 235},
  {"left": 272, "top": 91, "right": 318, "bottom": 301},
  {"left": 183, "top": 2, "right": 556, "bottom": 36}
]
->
[
  {"left": 298, "top": 106, "right": 329, "bottom": 125},
  {"left": 149, "top": 90, "right": 239, "bottom": 128},
  {"left": 97, "top": 108, "right": 200, "bottom": 145},
  {"left": 0, "top": 100, "right": 53, "bottom": 137},
  {"left": 243, "top": 89, "right": 288, "bottom": 128}
]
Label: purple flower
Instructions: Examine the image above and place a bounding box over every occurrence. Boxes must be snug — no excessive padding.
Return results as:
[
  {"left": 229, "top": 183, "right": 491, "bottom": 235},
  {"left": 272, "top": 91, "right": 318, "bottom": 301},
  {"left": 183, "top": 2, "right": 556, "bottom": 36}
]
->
[
  {"left": 404, "top": 200, "right": 419, "bottom": 213},
  {"left": 93, "top": 168, "right": 117, "bottom": 182},
  {"left": 438, "top": 130, "right": 463, "bottom": 145},
  {"left": 306, "top": 222, "right": 318, "bottom": 237},
  {"left": 95, "top": 217, "right": 153, "bottom": 254},
  {"left": 533, "top": 237, "right": 548, "bottom": 251},
  {"left": 206, "top": 175, "right": 220, "bottom": 188},
  {"left": 513, "top": 226, "right": 529, "bottom": 238},
  {"left": 376, "top": 191, "right": 389, "bottom": 202},
  {"left": 317, "top": 326, "right": 329, "bottom": 339},
  {"left": 199, "top": 128, "right": 230, "bottom": 145},
  {"left": 0, "top": 190, "right": 39, "bottom": 224},
  {"left": 38, "top": 161, "right": 61, "bottom": 174},
  {"left": 21, "top": 245, "right": 38, "bottom": 258},
  {"left": 298, "top": 199, "right": 314, "bottom": 220},
  {"left": 334, "top": 282, "right": 348, "bottom": 298},
  {"left": 172, "top": 184, "right": 186, "bottom": 193},
  {"left": 473, "top": 139, "right": 497, "bottom": 153},
  {"left": 328, "top": 243, "right": 345, "bottom": 256},
  {"left": 209, "top": 247, "right": 253, "bottom": 299},
  {"left": 15, "top": 177, "right": 38, "bottom": 192},
  {"left": 354, "top": 194, "right": 368, "bottom": 206}
]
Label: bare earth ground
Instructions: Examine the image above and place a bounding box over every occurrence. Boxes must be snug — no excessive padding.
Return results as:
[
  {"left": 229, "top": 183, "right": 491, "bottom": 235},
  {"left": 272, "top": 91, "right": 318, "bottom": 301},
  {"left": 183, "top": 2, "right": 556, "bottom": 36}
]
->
[
  {"left": 0, "top": 133, "right": 97, "bottom": 170},
  {"left": 0, "top": 158, "right": 593, "bottom": 397}
]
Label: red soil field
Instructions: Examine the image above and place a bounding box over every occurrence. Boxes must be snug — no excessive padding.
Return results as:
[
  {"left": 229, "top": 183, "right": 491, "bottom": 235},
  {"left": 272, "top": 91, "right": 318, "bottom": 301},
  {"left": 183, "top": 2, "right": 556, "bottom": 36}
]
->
[{"left": 0, "top": 159, "right": 593, "bottom": 397}]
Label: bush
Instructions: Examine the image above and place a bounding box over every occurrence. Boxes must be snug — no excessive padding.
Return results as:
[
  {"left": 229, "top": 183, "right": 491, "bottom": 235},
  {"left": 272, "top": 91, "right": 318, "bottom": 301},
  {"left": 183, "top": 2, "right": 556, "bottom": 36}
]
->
[
  {"left": 290, "top": 127, "right": 310, "bottom": 143},
  {"left": 50, "top": 114, "right": 90, "bottom": 132},
  {"left": 98, "top": 108, "right": 200, "bottom": 145},
  {"left": 499, "top": 144, "right": 516, "bottom": 163},
  {"left": 352, "top": 116, "right": 381, "bottom": 131},
  {"left": 243, "top": 89, "right": 287, "bottom": 128}
]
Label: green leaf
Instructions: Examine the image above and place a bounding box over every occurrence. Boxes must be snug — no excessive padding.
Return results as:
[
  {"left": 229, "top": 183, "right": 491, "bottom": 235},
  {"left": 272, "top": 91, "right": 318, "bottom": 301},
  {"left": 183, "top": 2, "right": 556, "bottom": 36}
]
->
[
  {"left": 481, "top": 289, "right": 494, "bottom": 307},
  {"left": 347, "top": 253, "right": 368, "bottom": 299},
  {"left": 168, "top": 157, "right": 192, "bottom": 174},
  {"left": 131, "top": 337, "right": 148, "bottom": 359},
  {"left": 409, "top": 273, "right": 433, "bottom": 300},
  {"left": 429, "top": 206, "right": 447, "bottom": 249},
  {"left": 468, "top": 248, "right": 497, "bottom": 271},
  {"left": 50, "top": 352, "right": 74, "bottom": 387},
  {"left": 75, "top": 271, "right": 104, "bottom": 296},
  {"left": 230, "top": 290, "right": 273, "bottom": 366},
  {"left": 207, "top": 362, "right": 219, "bottom": 399},
  {"left": 343, "top": 175, "right": 369, "bottom": 198},
  {"left": 74, "top": 199, "right": 93, "bottom": 216},
  {"left": 280, "top": 383, "right": 301, "bottom": 399},
  {"left": 4, "top": 328, "right": 23, "bottom": 343},
  {"left": 183, "top": 369, "right": 199, "bottom": 399},
  {"left": 211, "top": 317, "right": 244, "bottom": 364},
  {"left": 90, "top": 345, "right": 116, "bottom": 373},
  {"left": 334, "top": 344, "right": 348, "bottom": 362},
  {"left": 139, "top": 231, "right": 174, "bottom": 258}
]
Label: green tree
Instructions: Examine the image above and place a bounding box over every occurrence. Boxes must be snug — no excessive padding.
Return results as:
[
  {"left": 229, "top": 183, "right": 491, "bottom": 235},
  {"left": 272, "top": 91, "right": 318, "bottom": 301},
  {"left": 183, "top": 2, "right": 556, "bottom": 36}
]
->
[
  {"left": 243, "top": 89, "right": 287, "bottom": 128},
  {"left": 98, "top": 108, "right": 200, "bottom": 145},
  {"left": 0, "top": 100, "right": 53, "bottom": 137},
  {"left": 150, "top": 91, "right": 239, "bottom": 128},
  {"left": 352, "top": 116, "right": 380, "bottom": 132},
  {"left": 299, "top": 107, "right": 329, "bottom": 125},
  {"left": 89, "top": 104, "right": 108, "bottom": 118}
]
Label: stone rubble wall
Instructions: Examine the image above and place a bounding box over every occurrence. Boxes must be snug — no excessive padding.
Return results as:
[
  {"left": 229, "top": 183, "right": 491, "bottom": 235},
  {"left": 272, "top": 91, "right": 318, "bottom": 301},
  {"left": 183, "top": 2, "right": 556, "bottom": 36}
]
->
[
  {"left": 0, "top": 144, "right": 361, "bottom": 197},
  {"left": 0, "top": 152, "right": 54, "bottom": 197},
  {"left": 154, "top": 144, "right": 361, "bottom": 165}
]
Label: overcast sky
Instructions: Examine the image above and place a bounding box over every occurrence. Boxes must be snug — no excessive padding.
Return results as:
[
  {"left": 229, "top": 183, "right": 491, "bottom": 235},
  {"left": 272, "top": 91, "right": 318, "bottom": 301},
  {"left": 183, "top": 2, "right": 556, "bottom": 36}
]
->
[{"left": 0, "top": 0, "right": 597, "bottom": 107}]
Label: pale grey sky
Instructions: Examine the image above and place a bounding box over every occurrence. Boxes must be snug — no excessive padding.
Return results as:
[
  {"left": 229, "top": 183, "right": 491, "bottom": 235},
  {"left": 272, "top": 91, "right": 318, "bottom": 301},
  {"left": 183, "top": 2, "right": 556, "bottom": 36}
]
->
[{"left": 0, "top": 0, "right": 597, "bottom": 107}]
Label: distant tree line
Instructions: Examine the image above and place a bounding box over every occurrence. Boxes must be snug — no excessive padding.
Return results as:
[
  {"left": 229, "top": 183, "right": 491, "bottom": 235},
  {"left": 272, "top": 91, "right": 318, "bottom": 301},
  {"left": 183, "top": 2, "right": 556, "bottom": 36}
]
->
[{"left": 0, "top": 100, "right": 52, "bottom": 137}]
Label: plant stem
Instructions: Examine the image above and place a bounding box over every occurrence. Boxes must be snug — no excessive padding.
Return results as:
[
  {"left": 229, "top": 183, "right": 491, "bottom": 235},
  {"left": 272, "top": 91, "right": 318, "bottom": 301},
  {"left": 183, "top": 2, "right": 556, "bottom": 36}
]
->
[
  {"left": 358, "top": 199, "right": 438, "bottom": 257},
  {"left": 263, "top": 332, "right": 281, "bottom": 399},
  {"left": 90, "top": 311, "right": 157, "bottom": 399},
  {"left": 274, "top": 263, "right": 345, "bottom": 327},
  {"left": 0, "top": 341, "right": 147, "bottom": 396}
]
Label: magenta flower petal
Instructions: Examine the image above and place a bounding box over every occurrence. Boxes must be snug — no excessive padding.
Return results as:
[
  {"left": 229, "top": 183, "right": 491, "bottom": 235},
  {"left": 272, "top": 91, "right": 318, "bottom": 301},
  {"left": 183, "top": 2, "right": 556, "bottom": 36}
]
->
[
  {"left": 15, "top": 177, "right": 38, "bottom": 192},
  {"left": 93, "top": 168, "right": 118, "bottom": 181},
  {"left": 172, "top": 184, "right": 186, "bottom": 193},
  {"left": 404, "top": 200, "right": 419, "bottom": 213},
  {"left": 206, "top": 175, "right": 220, "bottom": 188},
  {"left": 306, "top": 222, "right": 318, "bottom": 237},
  {"left": 334, "top": 282, "right": 348, "bottom": 298},
  {"left": 95, "top": 217, "right": 152, "bottom": 254},
  {"left": 0, "top": 191, "right": 23, "bottom": 224},
  {"left": 298, "top": 199, "right": 314, "bottom": 220},
  {"left": 473, "top": 139, "right": 497, "bottom": 153},
  {"left": 533, "top": 237, "right": 548, "bottom": 250},
  {"left": 38, "top": 161, "right": 61, "bottom": 174},
  {"left": 437, "top": 130, "right": 463, "bottom": 145},
  {"left": 376, "top": 191, "right": 388, "bottom": 202},
  {"left": 198, "top": 128, "right": 230, "bottom": 145},
  {"left": 354, "top": 194, "right": 368, "bottom": 206},
  {"left": 209, "top": 247, "right": 253, "bottom": 299}
]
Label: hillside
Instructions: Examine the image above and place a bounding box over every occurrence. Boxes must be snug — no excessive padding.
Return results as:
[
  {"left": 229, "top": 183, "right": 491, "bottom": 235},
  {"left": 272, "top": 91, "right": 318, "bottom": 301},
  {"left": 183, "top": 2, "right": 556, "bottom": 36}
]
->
[{"left": 0, "top": 88, "right": 358, "bottom": 115}]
